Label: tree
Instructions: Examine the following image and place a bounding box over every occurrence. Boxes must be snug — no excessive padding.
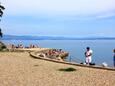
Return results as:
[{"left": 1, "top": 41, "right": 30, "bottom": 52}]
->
[
  {"left": 0, "top": 3, "right": 5, "bottom": 38},
  {"left": 0, "top": 3, "right": 5, "bottom": 17}
]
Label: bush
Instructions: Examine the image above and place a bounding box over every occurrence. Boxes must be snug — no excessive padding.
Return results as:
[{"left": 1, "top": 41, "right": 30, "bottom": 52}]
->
[
  {"left": 59, "top": 67, "right": 76, "bottom": 72},
  {"left": 0, "top": 42, "right": 7, "bottom": 51}
]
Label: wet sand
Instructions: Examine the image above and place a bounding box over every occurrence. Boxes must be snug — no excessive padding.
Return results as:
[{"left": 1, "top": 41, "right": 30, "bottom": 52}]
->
[{"left": 0, "top": 52, "right": 115, "bottom": 86}]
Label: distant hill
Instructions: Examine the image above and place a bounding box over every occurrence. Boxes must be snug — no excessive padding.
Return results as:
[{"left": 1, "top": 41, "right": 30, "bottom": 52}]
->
[{"left": 2, "top": 35, "right": 115, "bottom": 40}]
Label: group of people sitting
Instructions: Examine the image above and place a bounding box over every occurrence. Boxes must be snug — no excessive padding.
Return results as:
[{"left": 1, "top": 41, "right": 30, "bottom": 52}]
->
[
  {"left": 8, "top": 43, "right": 39, "bottom": 50},
  {"left": 47, "top": 49, "right": 64, "bottom": 56},
  {"left": 37, "top": 49, "right": 66, "bottom": 61}
]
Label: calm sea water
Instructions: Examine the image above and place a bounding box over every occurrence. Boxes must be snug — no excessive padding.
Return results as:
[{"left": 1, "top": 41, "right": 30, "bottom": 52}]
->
[{"left": 3, "top": 40, "right": 115, "bottom": 67}]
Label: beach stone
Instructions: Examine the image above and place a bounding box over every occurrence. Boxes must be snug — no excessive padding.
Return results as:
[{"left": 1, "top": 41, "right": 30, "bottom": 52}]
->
[{"left": 102, "top": 62, "right": 108, "bottom": 67}]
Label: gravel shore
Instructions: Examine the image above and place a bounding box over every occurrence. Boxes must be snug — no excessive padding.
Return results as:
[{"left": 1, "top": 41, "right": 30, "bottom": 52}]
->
[{"left": 0, "top": 52, "right": 115, "bottom": 86}]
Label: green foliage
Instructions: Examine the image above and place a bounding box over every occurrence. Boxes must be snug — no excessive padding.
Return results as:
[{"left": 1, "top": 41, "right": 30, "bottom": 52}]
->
[
  {"left": 0, "top": 42, "right": 7, "bottom": 51},
  {"left": 59, "top": 67, "right": 76, "bottom": 72}
]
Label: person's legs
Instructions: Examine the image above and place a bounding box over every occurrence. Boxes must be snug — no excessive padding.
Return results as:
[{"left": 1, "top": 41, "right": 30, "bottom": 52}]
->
[
  {"left": 85, "top": 57, "right": 91, "bottom": 64},
  {"left": 85, "top": 58, "right": 88, "bottom": 64},
  {"left": 88, "top": 57, "right": 92, "bottom": 63}
]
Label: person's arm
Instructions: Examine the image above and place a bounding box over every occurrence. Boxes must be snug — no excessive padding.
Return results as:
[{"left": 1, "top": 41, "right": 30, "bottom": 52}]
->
[
  {"left": 88, "top": 50, "right": 93, "bottom": 56},
  {"left": 88, "top": 53, "right": 92, "bottom": 56},
  {"left": 85, "top": 52, "right": 87, "bottom": 57}
]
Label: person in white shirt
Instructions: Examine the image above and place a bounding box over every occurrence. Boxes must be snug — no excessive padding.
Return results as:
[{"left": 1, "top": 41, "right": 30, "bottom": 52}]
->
[{"left": 85, "top": 47, "right": 93, "bottom": 64}]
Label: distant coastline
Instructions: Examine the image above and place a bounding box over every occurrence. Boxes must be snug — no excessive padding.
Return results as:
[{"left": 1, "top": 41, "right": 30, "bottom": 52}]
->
[{"left": 2, "top": 35, "right": 115, "bottom": 40}]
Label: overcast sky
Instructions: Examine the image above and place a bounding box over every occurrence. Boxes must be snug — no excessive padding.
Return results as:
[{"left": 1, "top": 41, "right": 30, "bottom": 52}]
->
[{"left": 1, "top": 0, "right": 115, "bottom": 37}]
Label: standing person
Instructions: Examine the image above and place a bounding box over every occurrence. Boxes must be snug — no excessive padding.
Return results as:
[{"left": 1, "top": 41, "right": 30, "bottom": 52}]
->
[
  {"left": 113, "top": 49, "right": 115, "bottom": 67},
  {"left": 85, "top": 47, "right": 93, "bottom": 64},
  {"left": 0, "top": 28, "right": 3, "bottom": 38}
]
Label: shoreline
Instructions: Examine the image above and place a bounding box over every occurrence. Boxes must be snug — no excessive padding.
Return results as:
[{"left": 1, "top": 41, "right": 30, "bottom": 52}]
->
[
  {"left": 3, "top": 40, "right": 115, "bottom": 67},
  {"left": 12, "top": 48, "right": 115, "bottom": 70},
  {"left": 30, "top": 51, "right": 115, "bottom": 71},
  {"left": 5, "top": 46, "right": 115, "bottom": 70}
]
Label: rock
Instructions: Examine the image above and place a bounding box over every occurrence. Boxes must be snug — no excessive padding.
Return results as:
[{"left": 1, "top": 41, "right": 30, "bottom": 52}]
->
[{"left": 102, "top": 62, "right": 108, "bottom": 67}]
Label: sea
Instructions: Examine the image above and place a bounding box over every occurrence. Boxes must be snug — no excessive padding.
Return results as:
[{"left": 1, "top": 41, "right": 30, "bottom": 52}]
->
[{"left": 3, "top": 40, "right": 115, "bottom": 67}]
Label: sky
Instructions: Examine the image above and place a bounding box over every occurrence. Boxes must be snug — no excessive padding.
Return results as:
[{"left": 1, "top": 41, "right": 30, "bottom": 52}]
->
[{"left": 0, "top": 0, "right": 115, "bottom": 37}]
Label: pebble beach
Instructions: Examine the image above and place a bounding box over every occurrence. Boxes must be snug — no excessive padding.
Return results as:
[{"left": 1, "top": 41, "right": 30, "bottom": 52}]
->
[{"left": 0, "top": 52, "right": 115, "bottom": 86}]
